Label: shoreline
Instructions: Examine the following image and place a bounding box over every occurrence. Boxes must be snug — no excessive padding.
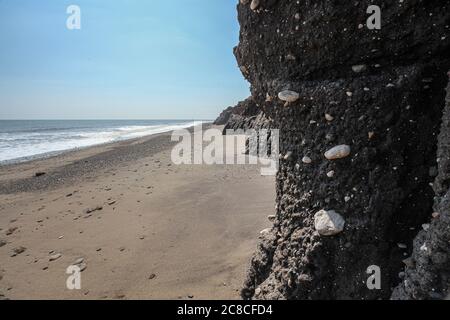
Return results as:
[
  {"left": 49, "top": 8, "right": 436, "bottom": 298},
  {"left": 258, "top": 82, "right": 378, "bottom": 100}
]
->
[
  {"left": 0, "top": 125, "right": 275, "bottom": 299},
  {"left": 0, "top": 121, "right": 209, "bottom": 168},
  {"left": 0, "top": 125, "right": 204, "bottom": 194}
]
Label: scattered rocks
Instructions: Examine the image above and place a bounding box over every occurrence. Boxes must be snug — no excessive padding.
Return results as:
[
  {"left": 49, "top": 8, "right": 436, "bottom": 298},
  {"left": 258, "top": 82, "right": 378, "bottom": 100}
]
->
[
  {"left": 5, "top": 227, "right": 18, "bottom": 236},
  {"left": 11, "top": 246, "right": 26, "bottom": 257},
  {"left": 0, "top": 239, "right": 6, "bottom": 247},
  {"left": 84, "top": 206, "right": 103, "bottom": 214},
  {"left": 148, "top": 273, "right": 156, "bottom": 280},
  {"left": 324, "top": 145, "right": 351, "bottom": 160},
  {"left": 278, "top": 90, "right": 300, "bottom": 103},
  {"left": 267, "top": 215, "right": 276, "bottom": 222},
  {"left": 314, "top": 210, "right": 345, "bottom": 236},
  {"left": 326, "top": 170, "right": 335, "bottom": 178},
  {"left": 325, "top": 114, "right": 334, "bottom": 121}
]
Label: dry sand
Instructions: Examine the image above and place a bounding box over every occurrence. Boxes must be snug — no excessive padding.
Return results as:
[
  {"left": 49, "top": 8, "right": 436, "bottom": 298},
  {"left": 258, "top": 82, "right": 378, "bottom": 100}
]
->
[{"left": 0, "top": 126, "right": 275, "bottom": 300}]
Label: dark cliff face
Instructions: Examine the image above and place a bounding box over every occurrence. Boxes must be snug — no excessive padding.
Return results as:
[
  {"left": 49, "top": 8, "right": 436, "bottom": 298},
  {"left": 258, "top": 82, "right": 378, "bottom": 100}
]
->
[
  {"left": 215, "top": 97, "right": 273, "bottom": 132},
  {"left": 213, "top": 106, "right": 234, "bottom": 125},
  {"left": 235, "top": 0, "right": 450, "bottom": 300},
  {"left": 392, "top": 77, "right": 450, "bottom": 300}
]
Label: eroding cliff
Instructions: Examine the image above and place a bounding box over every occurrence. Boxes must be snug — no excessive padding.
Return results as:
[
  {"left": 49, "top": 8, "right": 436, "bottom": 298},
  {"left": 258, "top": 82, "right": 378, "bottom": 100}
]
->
[
  {"left": 215, "top": 97, "right": 273, "bottom": 133},
  {"left": 235, "top": 0, "right": 450, "bottom": 300}
]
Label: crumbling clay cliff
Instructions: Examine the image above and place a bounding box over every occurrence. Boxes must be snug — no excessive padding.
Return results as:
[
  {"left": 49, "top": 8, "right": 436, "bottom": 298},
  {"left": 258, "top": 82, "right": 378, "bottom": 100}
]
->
[{"left": 235, "top": 0, "right": 450, "bottom": 299}]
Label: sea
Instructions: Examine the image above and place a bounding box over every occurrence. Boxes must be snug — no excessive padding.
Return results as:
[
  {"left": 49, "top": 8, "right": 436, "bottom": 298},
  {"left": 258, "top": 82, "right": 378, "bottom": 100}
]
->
[{"left": 0, "top": 120, "right": 201, "bottom": 164}]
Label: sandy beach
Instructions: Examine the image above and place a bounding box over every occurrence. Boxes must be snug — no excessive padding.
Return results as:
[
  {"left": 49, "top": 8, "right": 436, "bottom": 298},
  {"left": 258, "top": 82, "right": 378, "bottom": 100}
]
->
[{"left": 0, "top": 126, "right": 275, "bottom": 300}]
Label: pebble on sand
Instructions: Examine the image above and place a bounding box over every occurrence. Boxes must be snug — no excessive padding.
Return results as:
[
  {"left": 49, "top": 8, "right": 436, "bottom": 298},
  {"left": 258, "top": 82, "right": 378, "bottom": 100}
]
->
[
  {"left": 11, "top": 246, "right": 26, "bottom": 257},
  {"left": 324, "top": 145, "right": 351, "bottom": 160},
  {"left": 85, "top": 206, "right": 103, "bottom": 214},
  {"left": 49, "top": 253, "right": 62, "bottom": 261},
  {"left": 314, "top": 210, "right": 345, "bottom": 236}
]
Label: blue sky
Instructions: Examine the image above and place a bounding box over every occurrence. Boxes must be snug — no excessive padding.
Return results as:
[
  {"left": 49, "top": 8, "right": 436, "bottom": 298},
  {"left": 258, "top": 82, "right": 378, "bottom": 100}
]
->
[{"left": 0, "top": 0, "right": 250, "bottom": 120}]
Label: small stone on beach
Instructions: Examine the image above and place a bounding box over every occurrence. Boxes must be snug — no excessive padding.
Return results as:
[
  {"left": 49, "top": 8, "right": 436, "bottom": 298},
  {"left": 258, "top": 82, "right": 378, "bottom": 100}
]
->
[
  {"left": 49, "top": 253, "right": 62, "bottom": 261},
  {"left": 11, "top": 246, "right": 26, "bottom": 257}
]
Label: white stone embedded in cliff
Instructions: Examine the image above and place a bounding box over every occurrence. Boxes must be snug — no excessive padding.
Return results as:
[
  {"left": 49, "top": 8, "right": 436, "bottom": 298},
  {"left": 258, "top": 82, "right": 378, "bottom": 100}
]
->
[
  {"left": 302, "top": 156, "right": 312, "bottom": 164},
  {"left": 324, "top": 145, "right": 351, "bottom": 160},
  {"left": 314, "top": 210, "right": 345, "bottom": 236},
  {"left": 352, "top": 64, "right": 367, "bottom": 73},
  {"left": 284, "top": 151, "right": 293, "bottom": 160},
  {"left": 250, "top": 0, "right": 260, "bottom": 11},
  {"left": 278, "top": 90, "right": 300, "bottom": 103}
]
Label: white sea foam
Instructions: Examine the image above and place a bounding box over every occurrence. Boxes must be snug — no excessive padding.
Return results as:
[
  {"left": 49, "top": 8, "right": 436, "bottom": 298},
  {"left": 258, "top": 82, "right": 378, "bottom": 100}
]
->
[{"left": 0, "top": 121, "right": 199, "bottom": 163}]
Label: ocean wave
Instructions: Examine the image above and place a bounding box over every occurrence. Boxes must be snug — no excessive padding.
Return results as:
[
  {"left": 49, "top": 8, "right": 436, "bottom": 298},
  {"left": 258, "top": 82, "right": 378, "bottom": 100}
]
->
[{"left": 0, "top": 121, "right": 199, "bottom": 163}]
